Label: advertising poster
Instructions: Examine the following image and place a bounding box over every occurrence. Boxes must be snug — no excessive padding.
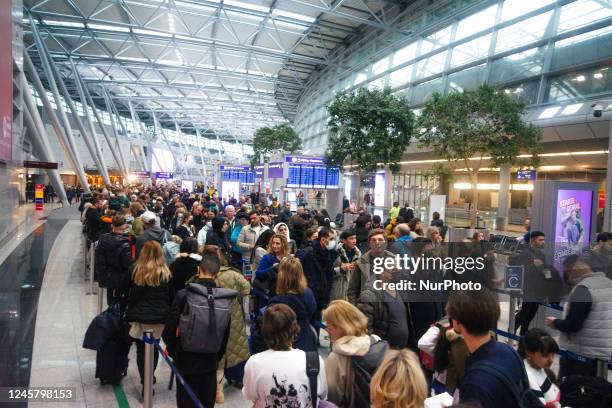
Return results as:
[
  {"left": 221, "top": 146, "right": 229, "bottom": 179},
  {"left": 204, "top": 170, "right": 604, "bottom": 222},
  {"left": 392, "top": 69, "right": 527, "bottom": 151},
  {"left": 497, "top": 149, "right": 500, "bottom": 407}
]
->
[
  {"left": 553, "top": 189, "right": 593, "bottom": 270},
  {"left": 0, "top": 0, "right": 12, "bottom": 162}
]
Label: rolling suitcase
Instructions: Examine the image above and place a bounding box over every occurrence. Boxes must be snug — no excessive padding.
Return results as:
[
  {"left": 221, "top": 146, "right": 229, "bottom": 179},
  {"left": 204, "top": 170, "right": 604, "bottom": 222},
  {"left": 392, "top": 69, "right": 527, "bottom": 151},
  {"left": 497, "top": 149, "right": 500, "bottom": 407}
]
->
[
  {"left": 95, "top": 336, "right": 130, "bottom": 385},
  {"left": 224, "top": 361, "right": 246, "bottom": 385}
]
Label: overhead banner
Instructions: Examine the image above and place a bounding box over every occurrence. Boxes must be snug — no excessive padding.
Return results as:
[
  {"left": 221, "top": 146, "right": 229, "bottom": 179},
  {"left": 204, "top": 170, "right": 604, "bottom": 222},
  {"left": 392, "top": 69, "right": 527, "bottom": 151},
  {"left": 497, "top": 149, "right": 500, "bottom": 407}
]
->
[{"left": 0, "top": 0, "right": 12, "bottom": 162}]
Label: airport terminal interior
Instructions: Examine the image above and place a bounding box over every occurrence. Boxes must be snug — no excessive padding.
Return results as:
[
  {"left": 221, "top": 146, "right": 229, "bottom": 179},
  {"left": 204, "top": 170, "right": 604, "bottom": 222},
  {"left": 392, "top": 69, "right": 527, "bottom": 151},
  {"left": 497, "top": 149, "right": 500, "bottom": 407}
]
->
[{"left": 1, "top": 0, "right": 612, "bottom": 407}]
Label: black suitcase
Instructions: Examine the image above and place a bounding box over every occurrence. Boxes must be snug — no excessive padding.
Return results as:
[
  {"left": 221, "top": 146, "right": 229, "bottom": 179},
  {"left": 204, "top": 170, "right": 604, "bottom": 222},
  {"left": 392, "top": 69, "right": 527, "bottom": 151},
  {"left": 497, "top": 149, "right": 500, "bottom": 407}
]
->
[{"left": 95, "top": 336, "right": 130, "bottom": 385}]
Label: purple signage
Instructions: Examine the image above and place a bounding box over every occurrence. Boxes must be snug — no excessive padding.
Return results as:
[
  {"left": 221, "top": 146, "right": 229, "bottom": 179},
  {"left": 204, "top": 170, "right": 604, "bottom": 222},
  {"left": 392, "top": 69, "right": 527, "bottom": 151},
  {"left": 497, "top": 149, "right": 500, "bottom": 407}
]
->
[
  {"left": 268, "top": 162, "right": 284, "bottom": 179},
  {"left": 133, "top": 171, "right": 151, "bottom": 178},
  {"left": 220, "top": 165, "right": 250, "bottom": 171},
  {"left": 285, "top": 156, "right": 325, "bottom": 165},
  {"left": 254, "top": 164, "right": 264, "bottom": 180},
  {"left": 553, "top": 189, "right": 593, "bottom": 271},
  {"left": 517, "top": 170, "right": 536, "bottom": 180},
  {"left": 155, "top": 171, "right": 174, "bottom": 179}
]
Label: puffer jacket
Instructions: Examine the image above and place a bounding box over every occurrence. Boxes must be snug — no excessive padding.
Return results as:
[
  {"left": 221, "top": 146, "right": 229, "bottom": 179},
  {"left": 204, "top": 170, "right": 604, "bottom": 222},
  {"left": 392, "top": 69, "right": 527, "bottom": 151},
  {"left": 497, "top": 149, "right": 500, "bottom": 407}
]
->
[
  {"left": 95, "top": 231, "right": 133, "bottom": 290},
  {"left": 237, "top": 224, "right": 269, "bottom": 261},
  {"left": 346, "top": 250, "right": 395, "bottom": 305},
  {"left": 215, "top": 266, "right": 251, "bottom": 369},
  {"left": 126, "top": 278, "right": 175, "bottom": 324},
  {"left": 326, "top": 334, "right": 384, "bottom": 407},
  {"left": 135, "top": 225, "right": 170, "bottom": 255}
]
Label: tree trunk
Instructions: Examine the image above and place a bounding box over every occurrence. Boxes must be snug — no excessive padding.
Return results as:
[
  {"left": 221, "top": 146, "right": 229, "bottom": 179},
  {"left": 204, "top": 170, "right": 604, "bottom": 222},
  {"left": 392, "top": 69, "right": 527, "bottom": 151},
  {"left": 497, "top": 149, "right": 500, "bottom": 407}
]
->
[
  {"left": 356, "top": 172, "right": 363, "bottom": 210},
  {"left": 469, "top": 170, "right": 479, "bottom": 228}
]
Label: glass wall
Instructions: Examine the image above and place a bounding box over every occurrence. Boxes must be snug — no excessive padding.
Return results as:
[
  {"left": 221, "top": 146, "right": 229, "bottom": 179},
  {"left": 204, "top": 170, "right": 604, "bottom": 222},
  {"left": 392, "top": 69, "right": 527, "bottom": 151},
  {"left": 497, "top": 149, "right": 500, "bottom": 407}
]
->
[{"left": 294, "top": 0, "right": 612, "bottom": 151}]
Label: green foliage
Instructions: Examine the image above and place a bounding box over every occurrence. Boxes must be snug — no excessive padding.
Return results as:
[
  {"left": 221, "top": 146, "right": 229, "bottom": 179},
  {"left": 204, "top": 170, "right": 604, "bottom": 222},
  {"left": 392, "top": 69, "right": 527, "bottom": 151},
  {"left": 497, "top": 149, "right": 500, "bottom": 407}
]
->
[
  {"left": 423, "top": 163, "right": 455, "bottom": 185},
  {"left": 416, "top": 83, "right": 542, "bottom": 169},
  {"left": 251, "top": 124, "right": 300, "bottom": 167},
  {"left": 325, "top": 87, "right": 415, "bottom": 173},
  {"left": 415, "top": 83, "right": 542, "bottom": 226}
]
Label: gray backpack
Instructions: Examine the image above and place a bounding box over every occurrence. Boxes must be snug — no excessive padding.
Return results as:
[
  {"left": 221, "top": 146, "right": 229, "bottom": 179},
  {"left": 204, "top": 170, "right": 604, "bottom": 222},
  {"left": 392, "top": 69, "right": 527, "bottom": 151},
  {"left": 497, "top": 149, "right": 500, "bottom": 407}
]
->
[{"left": 178, "top": 283, "right": 238, "bottom": 354}]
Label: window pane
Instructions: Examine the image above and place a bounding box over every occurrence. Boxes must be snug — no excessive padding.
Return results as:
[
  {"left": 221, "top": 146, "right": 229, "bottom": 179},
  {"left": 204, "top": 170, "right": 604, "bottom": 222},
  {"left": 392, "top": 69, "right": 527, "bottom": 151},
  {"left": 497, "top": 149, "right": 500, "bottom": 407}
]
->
[
  {"left": 420, "top": 26, "right": 452, "bottom": 55},
  {"left": 414, "top": 50, "right": 448, "bottom": 80},
  {"left": 546, "top": 65, "right": 612, "bottom": 102},
  {"left": 388, "top": 64, "right": 414, "bottom": 88},
  {"left": 558, "top": 0, "right": 612, "bottom": 33},
  {"left": 411, "top": 77, "right": 444, "bottom": 105},
  {"left": 448, "top": 65, "right": 486, "bottom": 93},
  {"left": 392, "top": 42, "right": 418, "bottom": 67},
  {"left": 552, "top": 26, "right": 612, "bottom": 70},
  {"left": 495, "top": 11, "right": 553, "bottom": 53},
  {"left": 353, "top": 70, "right": 368, "bottom": 86},
  {"left": 455, "top": 5, "right": 497, "bottom": 41},
  {"left": 372, "top": 56, "right": 390, "bottom": 76},
  {"left": 450, "top": 34, "right": 491, "bottom": 67},
  {"left": 501, "top": 0, "right": 556, "bottom": 22},
  {"left": 500, "top": 81, "right": 540, "bottom": 105},
  {"left": 490, "top": 47, "right": 545, "bottom": 84}
]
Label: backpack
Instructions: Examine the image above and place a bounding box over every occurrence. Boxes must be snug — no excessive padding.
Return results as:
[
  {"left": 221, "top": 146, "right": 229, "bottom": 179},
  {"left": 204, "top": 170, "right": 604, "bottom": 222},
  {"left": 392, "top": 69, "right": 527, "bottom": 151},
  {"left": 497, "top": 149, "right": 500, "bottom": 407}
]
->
[
  {"left": 467, "top": 359, "right": 545, "bottom": 408},
  {"left": 305, "top": 351, "right": 337, "bottom": 408},
  {"left": 178, "top": 283, "right": 238, "bottom": 354},
  {"left": 560, "top": 374, "right": 612, "bottom": 408},
  {"left": 351, "top": 336, "right": 389, "bottom": 407}
]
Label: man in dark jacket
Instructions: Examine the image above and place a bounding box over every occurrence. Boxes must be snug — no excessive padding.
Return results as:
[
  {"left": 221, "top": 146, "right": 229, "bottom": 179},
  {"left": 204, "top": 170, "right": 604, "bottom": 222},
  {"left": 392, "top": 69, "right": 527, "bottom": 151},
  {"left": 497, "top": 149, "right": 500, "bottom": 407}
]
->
[
  {"left": 95, "top": 215, "right": 133, "bottom": 306},
  {"left": 276, "top": 201, "right": 292, "bottom": 225},
  {"left": 399, "top": 203, "right": 414, "bottom": 223},
  {"left": 135, "top": 211, "right": 170, "bottom": 256},
  {"left": 163, "top": 253, "right": 230, "bottom": 408},
  {"left": 298, "top": 227, "right": 338, "bottom": 325},
  {"left": 85, "top": 198, "right": 104, "bottom": 243}
]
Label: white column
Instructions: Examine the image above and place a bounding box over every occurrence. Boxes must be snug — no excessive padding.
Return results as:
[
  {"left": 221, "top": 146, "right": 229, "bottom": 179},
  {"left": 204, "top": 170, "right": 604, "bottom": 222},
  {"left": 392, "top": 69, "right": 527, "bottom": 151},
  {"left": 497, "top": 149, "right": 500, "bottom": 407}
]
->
[
  {"left": 604, "top": 119, "right": 612, "bottom": 232},
  {"left": 497, "top": 163, "right": 511, "bottom": 231}
]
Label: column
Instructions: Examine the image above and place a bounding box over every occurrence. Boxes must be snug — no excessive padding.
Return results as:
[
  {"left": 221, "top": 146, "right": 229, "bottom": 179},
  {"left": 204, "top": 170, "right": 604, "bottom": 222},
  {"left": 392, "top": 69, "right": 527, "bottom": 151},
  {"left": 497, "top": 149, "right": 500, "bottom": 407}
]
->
[
  {"left": 604, "top": 119, "right": 612, "bottom": 232},
  {"left": 497, "top": 163, "right": 511, "bottom": 232}
]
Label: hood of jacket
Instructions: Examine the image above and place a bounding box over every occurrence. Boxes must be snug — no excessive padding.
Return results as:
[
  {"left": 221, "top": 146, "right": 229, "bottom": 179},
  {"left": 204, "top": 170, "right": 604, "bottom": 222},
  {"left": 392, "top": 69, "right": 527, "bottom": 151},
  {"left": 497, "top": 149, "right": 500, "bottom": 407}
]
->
[
  {"left": 332, "top": 334, "right": 379, "bottom": 357},
  {"left": 142, "top": 225, "right": 168, "bottom": 242},
  {"left": 211, "top": 216, "right": 226, "bottom": 233},
  {"left": 273, "top": 223, "right": 291, "bottom": 241}
]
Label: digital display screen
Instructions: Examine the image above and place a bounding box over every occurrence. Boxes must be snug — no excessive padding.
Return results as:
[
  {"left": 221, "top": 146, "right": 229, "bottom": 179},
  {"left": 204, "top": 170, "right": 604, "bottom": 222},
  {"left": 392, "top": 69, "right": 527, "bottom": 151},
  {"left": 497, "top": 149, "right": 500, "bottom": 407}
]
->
[
  {"left": 313, "top": 167, "right": 327, "bottom": 189},
  {"left": 287, "top": 165, "right": 300, "bottom": 188},
  {"left": 300, "top": 166, "right": 314, "bottom": 188},
  {"left": 553, "top": 189, "right": 593, "bottom": 271},
  {"left": 220, "top": 169, "right": 254, "bottom": 184},
  {"left": 326, "top": 168, "right": 340, "bottom": 189}
]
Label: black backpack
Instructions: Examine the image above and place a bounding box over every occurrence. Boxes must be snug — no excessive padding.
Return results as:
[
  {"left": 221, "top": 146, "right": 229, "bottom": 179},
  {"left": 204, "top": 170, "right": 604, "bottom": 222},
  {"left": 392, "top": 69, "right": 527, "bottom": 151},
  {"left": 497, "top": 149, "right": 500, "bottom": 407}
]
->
[
  {"left": 351, "top": 336, "right": 389, "bottom": 407},
  {"left": 560, "top": 375, "right": 612, "bottom": 408}
]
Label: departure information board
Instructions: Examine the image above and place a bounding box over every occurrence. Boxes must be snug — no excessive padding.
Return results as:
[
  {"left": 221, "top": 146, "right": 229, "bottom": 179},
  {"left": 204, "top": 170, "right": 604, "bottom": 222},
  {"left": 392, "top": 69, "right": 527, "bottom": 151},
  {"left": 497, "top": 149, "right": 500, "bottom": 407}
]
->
[
  {"left": 220, "top": 169, "right": 255, "bottom": 185},
  {"left": 285, "top": 165, "right": 340, "bottom": 189}
]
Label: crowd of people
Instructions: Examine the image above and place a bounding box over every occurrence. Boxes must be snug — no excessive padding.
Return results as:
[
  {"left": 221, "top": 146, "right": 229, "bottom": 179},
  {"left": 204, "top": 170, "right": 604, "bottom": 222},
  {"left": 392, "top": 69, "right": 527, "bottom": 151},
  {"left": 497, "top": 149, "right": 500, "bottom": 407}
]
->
[{"left": 81, "top": 181, "right": 612, "bottom": 408}]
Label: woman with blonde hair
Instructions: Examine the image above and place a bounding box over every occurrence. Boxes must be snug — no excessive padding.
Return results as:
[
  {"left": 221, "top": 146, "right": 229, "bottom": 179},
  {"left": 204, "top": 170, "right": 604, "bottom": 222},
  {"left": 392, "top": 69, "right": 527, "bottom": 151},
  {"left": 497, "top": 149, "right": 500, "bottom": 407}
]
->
[
  {"left": 370, "top": 349, "right": 428, "bottom": 408},
  {"left": 323, "top": 300, "right": 389, "bottom": 407},
  {"left": 254, "top": 234, "right": 290, "bottom": 297},
  {"left": 126, "top": 240, "right": 175, "bottom": 393}
]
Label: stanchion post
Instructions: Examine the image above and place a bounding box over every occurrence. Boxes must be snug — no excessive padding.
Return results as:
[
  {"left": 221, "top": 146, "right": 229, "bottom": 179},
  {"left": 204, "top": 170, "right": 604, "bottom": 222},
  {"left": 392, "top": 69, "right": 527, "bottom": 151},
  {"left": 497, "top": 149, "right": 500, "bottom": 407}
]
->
[
  {"left": 507, "top": 292, "right": 517, "bottom": 345},
  {"left": 88, "top": 241, "right": 97, "bottom": 295},
  {"left": 97, "top": 286, "right": 104, "bottom": 314},
  {"left": 596, "top": 359, "right": 608, "bottom": 379},
  {"left": 143, "top": 330, "right": 155, "bottom": 408}
]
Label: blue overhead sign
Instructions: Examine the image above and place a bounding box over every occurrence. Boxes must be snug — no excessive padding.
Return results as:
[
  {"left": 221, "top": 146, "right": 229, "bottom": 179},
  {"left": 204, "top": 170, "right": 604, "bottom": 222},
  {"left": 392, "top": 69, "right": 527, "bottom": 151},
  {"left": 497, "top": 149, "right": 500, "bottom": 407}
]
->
[
  {"left": 505, "top": 265, "right": 524, "bottom": 292},
  {"left": 155, "top": 172, "right": 174, "bottom": 179},
  {"left": 517, "top": 170, "right": 537, "bottom": 180},
  {"left": 220, "top": 165, "right": 250, "bottom": 171}
]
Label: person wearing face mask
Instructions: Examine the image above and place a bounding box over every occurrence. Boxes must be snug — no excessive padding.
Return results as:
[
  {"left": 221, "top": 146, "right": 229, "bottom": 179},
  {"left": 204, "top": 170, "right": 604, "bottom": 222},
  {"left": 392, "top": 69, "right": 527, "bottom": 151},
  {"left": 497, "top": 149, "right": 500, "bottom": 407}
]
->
[
  {"left": 297, "top": 227, "right": 339, "bottom": 328},
  {"left": 546, "top": 256, "right": 612, "bottom": 378},
  {"left": 95, "top": 214, "right": 134, "bottom": 306},
  {"left": 196, "top": 209, "right": 216, "bottom": 246},
  {"left": 347, "top": 229, "right": 395, "bottom": 305}
]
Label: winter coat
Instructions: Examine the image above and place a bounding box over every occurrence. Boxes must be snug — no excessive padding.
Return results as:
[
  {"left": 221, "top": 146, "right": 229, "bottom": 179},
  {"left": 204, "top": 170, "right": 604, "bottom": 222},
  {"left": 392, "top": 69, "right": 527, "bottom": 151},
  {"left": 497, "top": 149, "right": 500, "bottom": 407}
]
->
[
  {"left": 95, "top": 231, "right": 133, "bottom": 291},
  {"left": 162, "top": 278, "right": 229, "bottom": 375},
  {"left": 85, "top": 207, "right": 102, "bottom": 242},
  {"left": 346, "top": 250, "right": 395, "bottom": 305},
  {"left": 298, "top": 240, "right": 339, "bottom": 308},
  {"left": 135, "top": 225, "right": 170, "bottom": 255},
  {"left": 326, "top": 334, "right": 383, "bottom": 407},
  {"left": 170, "top": 254, "right": 201, "bottom": 293},
  {"left": 237, "top": 224, "right": 269, "bottom": 261},
  {"left": 230, "top": 224, "right": 244, "bottom": 254},
  {"left": 269, "top": 290, "right": 318, "bottom": 352},
  {"left": 126, "top": 278, "right": 175, "bottom": 324},
  {"left": 215, "top": 266, "right": 251, "bottom": 369},
  {"left": 331, "top": 244, "right": 362, "bottom": 301},
  {"left": 206, "top": 216, "right": 230, "bottom": 253}
]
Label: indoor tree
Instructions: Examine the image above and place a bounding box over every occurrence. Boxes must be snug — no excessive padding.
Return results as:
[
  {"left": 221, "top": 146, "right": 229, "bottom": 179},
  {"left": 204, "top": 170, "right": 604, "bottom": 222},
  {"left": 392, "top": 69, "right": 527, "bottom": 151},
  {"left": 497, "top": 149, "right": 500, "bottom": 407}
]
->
[
  {"left": 325, "top": 87, "right": 414, "bottom": 207},
  {"left": 415, "top": 83, "right": 541, "bottom": 228},
  {"left": 251, "top": 123, "right": 300, "bottom": 167}
]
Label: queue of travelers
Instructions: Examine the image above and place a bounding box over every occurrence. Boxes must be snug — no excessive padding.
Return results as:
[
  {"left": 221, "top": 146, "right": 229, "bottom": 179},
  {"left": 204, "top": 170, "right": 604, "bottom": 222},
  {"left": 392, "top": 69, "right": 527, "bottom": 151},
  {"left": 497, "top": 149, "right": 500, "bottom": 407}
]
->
[{"left": 83, "top": 181, "right": 612, "bottom": 408}]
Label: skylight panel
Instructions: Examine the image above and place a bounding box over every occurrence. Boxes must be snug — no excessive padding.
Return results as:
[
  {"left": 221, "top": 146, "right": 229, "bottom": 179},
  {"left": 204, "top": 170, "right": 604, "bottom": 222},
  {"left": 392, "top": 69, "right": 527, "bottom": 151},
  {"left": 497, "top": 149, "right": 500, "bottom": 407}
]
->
[
  {"left": 224, "top": 0, "right": 270, "bottom": 13},
  {"left": 272, "top": 9, "right": 316, "bottom": 23}
]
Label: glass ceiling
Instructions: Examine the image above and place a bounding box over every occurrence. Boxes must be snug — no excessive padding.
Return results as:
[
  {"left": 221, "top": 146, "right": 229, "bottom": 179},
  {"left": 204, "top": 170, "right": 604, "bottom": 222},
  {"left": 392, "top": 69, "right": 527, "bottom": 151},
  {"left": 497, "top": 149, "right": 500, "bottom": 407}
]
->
[{"left": 23, "top": 0, "right": 412, "bottom": 148}]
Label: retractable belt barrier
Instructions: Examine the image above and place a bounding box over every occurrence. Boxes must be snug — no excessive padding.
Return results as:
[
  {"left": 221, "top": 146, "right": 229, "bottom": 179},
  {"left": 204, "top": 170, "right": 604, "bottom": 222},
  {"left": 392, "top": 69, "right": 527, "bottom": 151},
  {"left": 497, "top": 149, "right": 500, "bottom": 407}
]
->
[{"left": 141, "top": 334, "right": 205, "bottom": 408}]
